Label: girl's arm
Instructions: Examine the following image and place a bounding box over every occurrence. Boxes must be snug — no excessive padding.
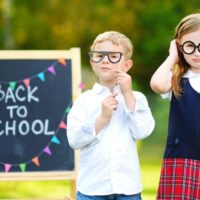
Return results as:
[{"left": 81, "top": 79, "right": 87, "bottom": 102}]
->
[{"left": 150, "top": 40, "right": 179, "bottom": 94}]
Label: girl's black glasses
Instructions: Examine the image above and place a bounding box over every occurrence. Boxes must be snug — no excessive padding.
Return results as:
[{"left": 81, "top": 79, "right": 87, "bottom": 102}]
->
[{"left": 180, "top": 41, "right": 200, "bottom": 55}]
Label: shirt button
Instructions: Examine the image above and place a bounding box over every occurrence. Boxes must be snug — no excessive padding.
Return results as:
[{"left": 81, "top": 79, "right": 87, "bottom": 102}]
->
[{"left": 175, "top": 138, "right": 180, "bottom": 144}]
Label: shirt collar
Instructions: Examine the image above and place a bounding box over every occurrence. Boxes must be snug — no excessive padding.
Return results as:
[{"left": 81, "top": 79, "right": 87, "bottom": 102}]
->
[
  {"left": 92, "top": 83, "right": 120, "bottom": 94},
  {"left": 184, "top": 69, "right": 200, "bottom": 78}
]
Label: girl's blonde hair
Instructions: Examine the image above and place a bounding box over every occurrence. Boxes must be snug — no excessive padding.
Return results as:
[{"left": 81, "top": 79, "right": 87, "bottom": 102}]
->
[
  {"left": 172, "top": 13, "right": 200, "bottom": 97},
  {"left": 90, "top": 31, "right": 133, "bottom": 59}
]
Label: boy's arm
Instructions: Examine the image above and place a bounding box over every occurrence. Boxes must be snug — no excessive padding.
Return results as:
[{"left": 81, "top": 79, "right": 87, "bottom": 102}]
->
[
  {"left": 67, "top": 94, "right": 98, "bottom": 150},
  {"left": 125, "top": 92, "right": 155, "bottom": 139},
  {"left": 95, "top": 93, "right": 118, "bottom": 134},
  {"left": 115, "top": 70, "right": 136, "bottom": 112},
  {"left": 150, "top": 40, "right": 179, "bottom": 94},
  {"left": 115, "top": 71, "right": 154, "bottom": 139}
]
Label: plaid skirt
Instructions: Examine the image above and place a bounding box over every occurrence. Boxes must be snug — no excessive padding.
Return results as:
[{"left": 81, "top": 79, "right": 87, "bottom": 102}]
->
[{"left": 157, "top": 158, "right": 200, "bottom": 200}]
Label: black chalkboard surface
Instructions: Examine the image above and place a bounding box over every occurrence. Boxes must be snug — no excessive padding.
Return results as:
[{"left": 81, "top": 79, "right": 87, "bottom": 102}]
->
[{"left": 0, "top": 50, "right": 81, "bottom": 180}]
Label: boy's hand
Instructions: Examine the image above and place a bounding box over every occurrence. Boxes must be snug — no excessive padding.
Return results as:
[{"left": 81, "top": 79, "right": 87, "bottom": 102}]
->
[
  {"left": 95, "top": 93, "right": 118, "bottom": 134},
  {"left": 115, "top": 71, "right": 132, "bottom": 94},
  {"left": 115, "top": 70, "right": 136, "bottom": 112},
  {"left": 101, "top": 93, "right": 118, "bottom": 119}
]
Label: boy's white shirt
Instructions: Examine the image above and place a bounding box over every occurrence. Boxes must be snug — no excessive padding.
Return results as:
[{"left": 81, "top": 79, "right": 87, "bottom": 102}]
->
[
  {"left": 162, "top": 69, "right": 200, "bottom": 99},
  {"left": 67, "top": 83, "right": 155, "bottom": 195}
]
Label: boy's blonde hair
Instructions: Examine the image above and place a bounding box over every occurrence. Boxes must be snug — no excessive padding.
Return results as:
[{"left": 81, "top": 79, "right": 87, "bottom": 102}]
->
[
  {"left": 172, "top": 13, "right": 200, "bottom": 98},
  {"left": 90, "top": 31, "right": 133, "bottom": 59}
]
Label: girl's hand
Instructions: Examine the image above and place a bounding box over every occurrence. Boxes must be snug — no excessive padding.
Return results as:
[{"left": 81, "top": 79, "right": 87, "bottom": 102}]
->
[{"left": 169, "top": 40, "right": 179, "bottom": 63}]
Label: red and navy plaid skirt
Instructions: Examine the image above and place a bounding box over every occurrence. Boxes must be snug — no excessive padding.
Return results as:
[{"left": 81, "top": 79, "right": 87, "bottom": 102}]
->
[{"left": 157, "top": 158, "right": 200, "bottom": 200}]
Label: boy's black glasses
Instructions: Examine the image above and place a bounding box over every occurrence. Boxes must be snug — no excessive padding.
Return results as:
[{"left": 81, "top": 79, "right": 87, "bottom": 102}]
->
[
  {"left": 180, "top": 41, "right": 200, "bottom": 55},
  {"left": 88, "top": 51, "right": 123, "bottom": 64}
]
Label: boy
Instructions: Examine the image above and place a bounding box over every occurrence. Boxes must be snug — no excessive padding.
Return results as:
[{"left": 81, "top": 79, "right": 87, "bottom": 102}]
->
[{"left": 67, "top": 31, "right": 155, "bottom": 200}]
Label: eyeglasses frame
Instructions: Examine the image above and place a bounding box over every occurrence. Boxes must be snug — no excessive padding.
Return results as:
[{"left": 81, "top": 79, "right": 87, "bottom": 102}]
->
[
  {"left": 88, "top": 51, "right": 123, "bottom": 64},
  {"left": 180, "top": 41, "right": 200, "bottom": 55}
]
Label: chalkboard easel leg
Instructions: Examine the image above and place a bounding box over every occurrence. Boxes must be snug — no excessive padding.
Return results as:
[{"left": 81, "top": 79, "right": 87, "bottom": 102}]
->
[{"left": 69, "top": 180, "right": 76, "bottom": 200}]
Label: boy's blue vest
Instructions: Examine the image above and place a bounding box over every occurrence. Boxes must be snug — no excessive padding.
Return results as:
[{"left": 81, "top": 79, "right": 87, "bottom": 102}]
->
[{"left": 164, "top": 78, "right": 200, "bottom": 160}]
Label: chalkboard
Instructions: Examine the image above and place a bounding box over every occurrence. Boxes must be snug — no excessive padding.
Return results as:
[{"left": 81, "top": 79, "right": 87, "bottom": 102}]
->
[{"left": 0, "top": 49, "right": 81, "bottom": 181}]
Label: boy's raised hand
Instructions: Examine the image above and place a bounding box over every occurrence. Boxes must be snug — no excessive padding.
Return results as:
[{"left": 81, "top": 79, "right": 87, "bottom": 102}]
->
[
  {"left": 115, "top": 70, "right": 136, "bottom": 112},
  {"left": 115, "top": 70, "right": 132, "bottom": 95}
]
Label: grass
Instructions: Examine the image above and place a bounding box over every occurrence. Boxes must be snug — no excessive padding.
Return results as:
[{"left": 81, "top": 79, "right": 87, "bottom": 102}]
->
[
  {"left": 141, "top": 163, "right": 161, "bottom": 200},
  {"left": 0, "top": 162, "right": 162, "bottom": 199},
  {"left": 0, "top": 180, "right": 71, "bottom": 198},
  {"left": 0, "top": 164, "right": 161, "bottom": 199}
]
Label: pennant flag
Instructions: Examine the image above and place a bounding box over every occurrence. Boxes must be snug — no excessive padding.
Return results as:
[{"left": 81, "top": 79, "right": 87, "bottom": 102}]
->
[
  {"left": 59, "top": 121, "right": 67, "bottom": 129},
  {"left": 32, "top": 157, "right": 40, "bottom": 166},
  {"left": 44, "top": 146, "right": 52, "bottom": 155},
  {"left": 48, "top": 66, "right": 56, "bottom": 75},
  {"left": 19, "top": 163, "right": 26, "bottom": 172},
  {"left": 23, "top": 79, "right": 30, "bottom": 87},
  {"left": 51, "top": 136, "right": 61, "bottom": 144},
  {"left": 79, "top": 82, "right": 86, "bottom": 90},
  {"left": 5, "top": 164, "right": 11, "bottom": 172},
  {"left": 9, "top": 82, "right": 16, "bottom": 90},
  {"left": 58, "top": 58, "right": 67, "bottom": 66},
  {"left": 37, "top": 72, "right": 45, "bottom": 82},
  {"left": 65, "top": 107, "right": 71, "bottom": 113}
]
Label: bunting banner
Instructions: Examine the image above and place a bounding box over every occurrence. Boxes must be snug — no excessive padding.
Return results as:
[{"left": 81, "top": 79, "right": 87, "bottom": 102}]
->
[{"left": 0, "top": 58, "right": 82, "bottom": 172}]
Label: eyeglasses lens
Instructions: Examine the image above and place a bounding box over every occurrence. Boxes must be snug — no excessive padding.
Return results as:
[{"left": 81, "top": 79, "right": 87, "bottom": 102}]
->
[{"left": 182, "top": 41, "right": 196, "bottom": 54}]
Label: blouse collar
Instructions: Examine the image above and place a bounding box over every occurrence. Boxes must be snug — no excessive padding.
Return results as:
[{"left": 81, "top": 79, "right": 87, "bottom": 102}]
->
[{"left": 184, "top": 69, "right": 200, "bottom": 78}]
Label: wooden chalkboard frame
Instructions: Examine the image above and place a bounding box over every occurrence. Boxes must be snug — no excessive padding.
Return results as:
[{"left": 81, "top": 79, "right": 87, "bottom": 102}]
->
[{"left": 0, "top": 49, "right": 80, "bottom": 183}]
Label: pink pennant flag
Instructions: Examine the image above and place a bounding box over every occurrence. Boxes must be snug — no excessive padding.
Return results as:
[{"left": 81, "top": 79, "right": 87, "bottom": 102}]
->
[
  {"left": 32, "top": 157, "right": 40, "bottom": 166},
  {"left": 59, "top": 121, "right": 67, "bottom": 129},
  {"left": 58, "top": 58, "right": 67, "bottom": 66},
  {"left": 5, "top": 164, "right": 11, "bottom": 172},
  {"left": 48, "top": 66, "right": 56, "bottom": 75},
  {"left": 44, "top": 146, "right": 52, "bottom": 155},
  {"left": 23, "top": 79, "right": 30, "bottom": 87},
  {"left": 79, "top": 82, "right": 86, "bottom": 90}
]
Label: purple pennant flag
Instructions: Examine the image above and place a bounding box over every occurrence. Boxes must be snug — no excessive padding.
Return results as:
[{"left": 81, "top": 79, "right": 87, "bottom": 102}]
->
[
  {"left": 48, "top": 66, "right": 56, "bottom": 75},
  {"left": 44, "top": 146, "right": 52, "bottom": 155}
]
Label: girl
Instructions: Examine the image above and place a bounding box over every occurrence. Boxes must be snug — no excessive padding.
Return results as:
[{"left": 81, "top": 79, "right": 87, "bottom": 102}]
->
[{"left": 150, "top": 13, "right": 200, "bottom": 199}]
